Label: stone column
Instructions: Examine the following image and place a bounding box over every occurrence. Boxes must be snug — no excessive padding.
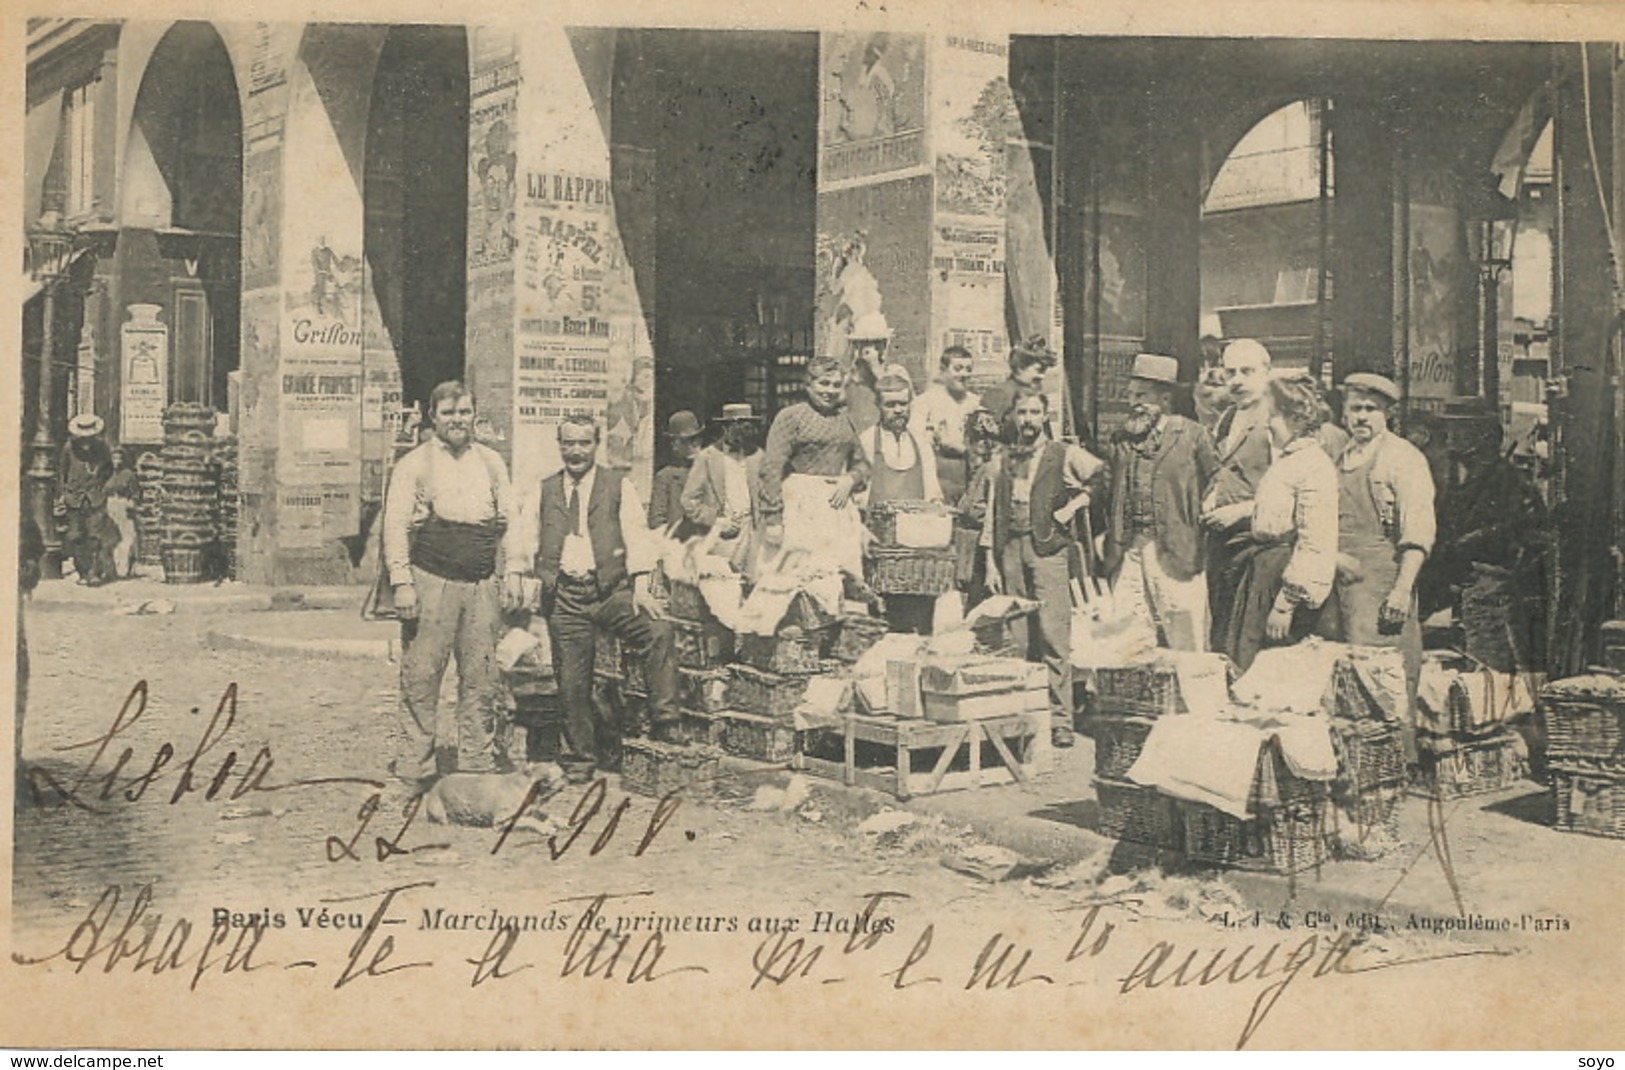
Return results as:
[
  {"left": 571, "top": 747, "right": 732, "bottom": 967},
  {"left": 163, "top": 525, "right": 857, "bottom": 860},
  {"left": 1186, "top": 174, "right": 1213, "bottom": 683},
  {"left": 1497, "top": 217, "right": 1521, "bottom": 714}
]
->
[{"left": 816, "top": 32, "right": 1027, "bottom": 413}]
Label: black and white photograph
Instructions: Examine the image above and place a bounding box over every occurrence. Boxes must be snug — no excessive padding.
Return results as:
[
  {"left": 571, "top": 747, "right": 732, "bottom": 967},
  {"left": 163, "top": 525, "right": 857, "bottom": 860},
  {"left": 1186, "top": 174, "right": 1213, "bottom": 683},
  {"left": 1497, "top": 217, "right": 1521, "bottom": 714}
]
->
[{"left": 5, "top": 1, "right": 1623, "bottom": 1052}]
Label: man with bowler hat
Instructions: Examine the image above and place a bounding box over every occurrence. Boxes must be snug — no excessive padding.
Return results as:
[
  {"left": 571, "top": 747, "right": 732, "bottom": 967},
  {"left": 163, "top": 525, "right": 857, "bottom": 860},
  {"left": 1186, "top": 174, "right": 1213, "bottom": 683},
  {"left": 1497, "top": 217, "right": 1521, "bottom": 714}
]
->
[{"left": 648, "top": 410, "right": 703, "bottom": 534}]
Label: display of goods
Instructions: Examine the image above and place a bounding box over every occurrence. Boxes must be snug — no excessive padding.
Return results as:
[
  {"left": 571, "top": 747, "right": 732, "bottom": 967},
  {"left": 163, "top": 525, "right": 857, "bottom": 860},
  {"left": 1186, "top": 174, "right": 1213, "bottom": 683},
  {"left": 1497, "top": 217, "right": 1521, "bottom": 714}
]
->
[
  {"left": 161, "top": 402, "right": 216, "bottom": 431},
  {"left": 727, "top": 664, "right": 816, "bottom": 721},
  {"left": 1093, "top": 715, "right": 1156, "bottom": 780},
  {"left": 1094, "top": 654, "right": 1232, "bottom": 719},
  {"left": 672, "top": 618, "right": 734, "bottom": 671},
  {"left": 737, "top": 626, "right": 831, "bottom": 676},
  {"left": 1094, "top": 777, "right": 1182, "bottom": 850},
  {"left": 677, "top": 668, "right": 732, "bottom": 714},
  {"left": 619, "top": 740, "right": 721, "bottom": 799},
  {"left": 833, "top": 613, "right": 888, "bottom": 664},
  {"left": 593, "top": 634, "right": 624, "bottom": 681},
  {"left": 1417, "top": 730, "right": 1525, "bottom": 797},
  {"left": 1550, "top": 758, "right": 1625, "bottom": 839},
  {"left": 666, "top": 579, "right": 713, "bottom": 623},
  {"left": 1460, "top": 565, "right": 1517, "bottom": 673},
  {"left": 868, "top": 547, "right": 957, "bottom": 595},
  {"left": 918, "top": 656, "right": 1046, "bottom": 723},
  {"left": 719, "top": 711, "right": 799, "bottom": 763},
  {"left": 1331, "top": 718, "right": 1407, "bottom": 796},
  {"left": 867, "top": 500, "right": 954, "bottom": 547},
  {"left": 1180, "top": 797, "right": 1332, "bottom": 874},
  {"left": 1542, "top": 674, "right": 1625, "bottom": 761}
]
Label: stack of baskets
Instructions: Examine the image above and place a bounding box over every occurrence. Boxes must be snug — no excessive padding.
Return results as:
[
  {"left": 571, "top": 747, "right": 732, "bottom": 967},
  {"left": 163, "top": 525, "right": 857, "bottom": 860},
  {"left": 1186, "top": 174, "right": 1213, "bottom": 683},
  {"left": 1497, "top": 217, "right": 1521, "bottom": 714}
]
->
[
  {"left": 214, "top": 436, "right": 239, "bottom": 580},
  {"left": 158, "top": 402, "right": 218, "bottom": 584},
  {"left": 132, "top": 450, "right": 166, "bottom": 568}
]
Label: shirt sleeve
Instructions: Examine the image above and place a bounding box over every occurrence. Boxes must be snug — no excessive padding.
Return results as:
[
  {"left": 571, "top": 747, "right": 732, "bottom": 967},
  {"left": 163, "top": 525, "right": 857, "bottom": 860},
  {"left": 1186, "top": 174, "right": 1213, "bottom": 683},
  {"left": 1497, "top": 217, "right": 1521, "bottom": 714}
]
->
[
  {"left": 620, "top": 475, "right": 657, "bottom": 576},
  {"left": 758, "top": 408, "right": 796, "bottom": 527},
  {"left": 1390, "top": 442, "right": 1438, "bottom": 557},
  {"left": 382, "top": 449, "right": 424, "bottom": 587},
  {"left": 1064, "top": 443, "right": 1106, "bottom": 493},
  {"left": 1280, "top": 453, "right": 1338, "bottom": 609}
]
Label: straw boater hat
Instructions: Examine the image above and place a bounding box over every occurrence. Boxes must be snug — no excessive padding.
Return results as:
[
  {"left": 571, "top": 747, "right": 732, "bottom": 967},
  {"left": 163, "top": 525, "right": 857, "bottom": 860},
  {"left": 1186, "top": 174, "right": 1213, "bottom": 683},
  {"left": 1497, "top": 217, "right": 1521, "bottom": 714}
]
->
[
  {"left": 1130, "top": 353, "right": 1181, "bottom": 385},
  {"left": 666, "top": 410, "right": 702, "bottom": 440},
  {"left": 68, "top": 413, "right": 104, "bottom": 438},
  {"left": 718, "top": 403, "right": 759, "bottom": 422},
  {"left": 1343, "top": 372, "right": 1403, "bottom": 404}
]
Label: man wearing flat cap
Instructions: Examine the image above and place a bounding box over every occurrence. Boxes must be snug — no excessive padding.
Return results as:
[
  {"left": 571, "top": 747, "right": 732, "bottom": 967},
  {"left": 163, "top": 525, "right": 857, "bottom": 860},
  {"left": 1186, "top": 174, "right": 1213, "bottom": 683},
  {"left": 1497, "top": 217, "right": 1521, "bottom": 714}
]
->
[
  {"left": 648, "top": 410, "right": 703, "bottom": 535},
  {"left": 1319, "top": 372, "right": 1436, "bottom": 734},
  {"left": 58, "top": 414, "right": 118, "bottom": 587},
  {"left": 1104, "top": 354, "right": 1220, "bottom": 651}
]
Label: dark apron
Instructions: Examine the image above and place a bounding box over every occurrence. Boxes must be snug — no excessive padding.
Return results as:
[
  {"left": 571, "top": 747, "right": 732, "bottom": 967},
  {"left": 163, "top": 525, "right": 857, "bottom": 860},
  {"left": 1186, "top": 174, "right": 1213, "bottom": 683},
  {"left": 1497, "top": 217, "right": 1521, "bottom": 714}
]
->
[
  {"left": 868, "top": 428, "right": 927, "bottom": 503},
  {"left": 410, "top": 515, "right": 506, "bottom": 582}
]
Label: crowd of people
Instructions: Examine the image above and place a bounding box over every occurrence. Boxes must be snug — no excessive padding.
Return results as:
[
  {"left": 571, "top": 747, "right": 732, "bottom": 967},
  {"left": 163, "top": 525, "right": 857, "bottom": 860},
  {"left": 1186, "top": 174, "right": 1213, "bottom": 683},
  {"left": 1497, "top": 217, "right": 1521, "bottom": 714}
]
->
[{"left": 292, "top": 330, "right": 1541, "bottom": 783}]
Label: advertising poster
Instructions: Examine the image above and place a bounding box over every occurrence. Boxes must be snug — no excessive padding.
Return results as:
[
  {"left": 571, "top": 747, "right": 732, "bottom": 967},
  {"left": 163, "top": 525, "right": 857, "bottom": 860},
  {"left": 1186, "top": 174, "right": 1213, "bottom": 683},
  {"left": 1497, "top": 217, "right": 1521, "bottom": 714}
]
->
[
  {"left": 1407, "top": 202, "right": 1468, "bottom": 400},
  {"left": 819, "top": 31, "right": 928, "bottom": 186},
  {"left": 118, "top": 303, "right": 167, "bottom": 445}
]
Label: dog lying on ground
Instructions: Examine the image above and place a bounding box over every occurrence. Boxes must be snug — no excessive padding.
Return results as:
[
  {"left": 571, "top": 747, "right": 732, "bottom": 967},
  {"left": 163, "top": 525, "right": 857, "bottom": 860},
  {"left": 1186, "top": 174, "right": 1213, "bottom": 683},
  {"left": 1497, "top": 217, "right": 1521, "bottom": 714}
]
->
[{"left": 420, "top": 763, "right": 566, "bottom": 828}]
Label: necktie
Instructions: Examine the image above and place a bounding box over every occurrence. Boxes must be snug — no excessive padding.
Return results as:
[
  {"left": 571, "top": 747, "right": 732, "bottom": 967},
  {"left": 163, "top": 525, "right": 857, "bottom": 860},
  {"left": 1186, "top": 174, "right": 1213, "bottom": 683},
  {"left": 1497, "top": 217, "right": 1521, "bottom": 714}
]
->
[{"left": 568, "top": 481, "right": 582, "bottom": 535}]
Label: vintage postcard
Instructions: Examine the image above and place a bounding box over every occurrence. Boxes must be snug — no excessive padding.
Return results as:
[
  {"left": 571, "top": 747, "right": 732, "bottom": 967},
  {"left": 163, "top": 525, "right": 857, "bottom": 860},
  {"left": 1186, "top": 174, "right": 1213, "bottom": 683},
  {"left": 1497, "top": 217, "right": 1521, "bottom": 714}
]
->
[{"left": 4, "top": 0, "right": 1624, "bottom": 1051}]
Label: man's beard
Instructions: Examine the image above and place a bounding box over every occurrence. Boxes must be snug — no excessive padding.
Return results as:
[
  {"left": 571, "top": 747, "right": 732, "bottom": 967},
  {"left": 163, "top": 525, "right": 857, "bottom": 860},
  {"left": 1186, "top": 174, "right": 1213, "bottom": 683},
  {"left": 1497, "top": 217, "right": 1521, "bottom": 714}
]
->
[
  {"left": 1123, "top": 410, "right": 1158, "bottom": 438},
  {"left": 1010, "top": 425, "right": 1042, "bottom": 454}
]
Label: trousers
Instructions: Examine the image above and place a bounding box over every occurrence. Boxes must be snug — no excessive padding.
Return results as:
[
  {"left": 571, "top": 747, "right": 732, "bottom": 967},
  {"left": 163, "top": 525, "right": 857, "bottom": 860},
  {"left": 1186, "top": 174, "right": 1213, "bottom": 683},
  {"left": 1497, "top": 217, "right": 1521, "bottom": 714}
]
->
[
  {"left": 398, "top": 567, "right": 505, "bottom": 774},
  {"left": 550, "top": 576, "right": 679, "bottom": 765},
  {"left": 998, "top": 534, "right": 1073, "bottom": 728}
]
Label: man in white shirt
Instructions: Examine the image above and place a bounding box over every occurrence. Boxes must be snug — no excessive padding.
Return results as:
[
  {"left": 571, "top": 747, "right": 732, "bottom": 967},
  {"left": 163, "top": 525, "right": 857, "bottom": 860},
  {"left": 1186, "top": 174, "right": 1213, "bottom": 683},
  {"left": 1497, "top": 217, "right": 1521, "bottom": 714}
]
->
[
  {"left": 506, "top": 414, "right": 678, "bottom": 775},
  {"left": 909, "top": 345, "right": 981, "bottom": 506},
  {"left": 382, "top": 381, "right": 522, "bottom": 780}
]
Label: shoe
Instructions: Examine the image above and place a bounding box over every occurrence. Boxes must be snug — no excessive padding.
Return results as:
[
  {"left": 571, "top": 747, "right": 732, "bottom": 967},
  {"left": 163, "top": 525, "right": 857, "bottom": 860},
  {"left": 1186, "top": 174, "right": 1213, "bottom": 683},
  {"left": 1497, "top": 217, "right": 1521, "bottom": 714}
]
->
[{"left": 1051, "top": 725, "right": 1075, "bottom": 749}]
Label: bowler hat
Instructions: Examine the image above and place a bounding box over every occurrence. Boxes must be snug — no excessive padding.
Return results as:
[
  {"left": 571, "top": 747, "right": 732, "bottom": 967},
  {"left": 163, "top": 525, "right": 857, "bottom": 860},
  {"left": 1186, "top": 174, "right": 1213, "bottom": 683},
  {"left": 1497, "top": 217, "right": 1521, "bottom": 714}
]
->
[
  {"left": 666, "top": 410, "right": 702, "bottom": 439},
  {"left": 1130, "top": 353, "right": 1181, "bottom": 385},
  {"left": 68, "top": 413, "right": 104, "bottom": 438},
  {"left": 1343, "top": 372, "right": 1403, "bottom": 404}
]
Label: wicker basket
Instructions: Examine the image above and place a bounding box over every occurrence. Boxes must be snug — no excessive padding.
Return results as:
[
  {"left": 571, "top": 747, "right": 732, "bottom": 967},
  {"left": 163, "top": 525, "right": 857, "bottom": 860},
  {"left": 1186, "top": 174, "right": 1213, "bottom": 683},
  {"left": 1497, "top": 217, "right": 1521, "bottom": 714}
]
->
[
  {"left": 678, "top": 668, "right": 733, "bottom": 714},
  {"left": 1542, "top": 676, "right": 1625, "bottom": 761},
  {"left": 620, "top": 740, "right": 721, "bottom": 799},
  {"left": 727, "top": 664, "right": 816, "bottom": 721},
  {"left": 867, "top": 500, "right": 955, "bottom": 547},
  {"left": 1332, "top": 718, "right": 1408, "bottom": 796},
  {"left": 1092, "top": 715, "right": 1155, "bottom": 781},
  {"left": 719, "top": 711, "right": 799, "bottom": 763},
  {"left": 1331, "top": 655, "right": 1405, "bottom": 722},
  {"left": 677, "top": 709, "right": 728, "bottom": 748},
  {"left": 868, "top": 548, "right": 958, "bottom": 595},
  {"left": 1551, "top": 759, "right": 1625, "bottom": 839},
  {"left": 160, "top": 546, "right": 206, "bottom": 584},
  {"left": 672, "top": 618, "right": 733, "bottom": 671},
  {"left": 1093, "top": 654, "right": 1233, "bottom": 719},
  {"left": 1417, "top": 730, "right": 1525, "bottom": 797},
  {"left": 737, "top": 627, "right": 832, "bottom": 676},
  {"left": 1180, "top": 797, "right": 1332, "bottom": 874},
  {"left": 1094, "top": 777, "right": 1182, "bottom": 850},
  {"left": 833, "top": 613, "right": 889, "bottom": 664}
]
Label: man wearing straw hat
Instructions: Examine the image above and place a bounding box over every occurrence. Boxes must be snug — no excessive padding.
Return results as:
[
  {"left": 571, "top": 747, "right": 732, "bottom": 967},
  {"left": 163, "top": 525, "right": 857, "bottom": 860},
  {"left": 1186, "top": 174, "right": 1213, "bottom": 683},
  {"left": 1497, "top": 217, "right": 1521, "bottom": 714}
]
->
[
  {"left": 1103, "top": 353, "right": 1220, "bottom": 652},
  {"left": 57, "top": 413, "right": 117, "bottom": 587},
  {"left": 682, "top": 402, "right": 765, "bottom": 580}
]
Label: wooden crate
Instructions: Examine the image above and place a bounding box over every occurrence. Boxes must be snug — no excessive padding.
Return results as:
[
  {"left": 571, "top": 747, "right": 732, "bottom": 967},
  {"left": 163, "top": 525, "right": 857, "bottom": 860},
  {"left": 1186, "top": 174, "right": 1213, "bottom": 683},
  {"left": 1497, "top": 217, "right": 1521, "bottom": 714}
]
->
[
  {"left": 620, "top": 739, "right": 721, "bottom": 798},
  {"left": 1417, "top": 730, "right": 1525, "bottom": 798},
  {"left": 1094, "top": 777, "right": 1182, "bottom": 851},
  {"left": 1093, "top": 715, "right": 1156, "bottom": 781},
  {"left": 672, "top": 618, "right": 734, "bottom": 671},
  {"left": 736, "top": 627, "right": 832, "bottom": 676},
  {"left": 1551, "top": 759, "right": 1625, "bottom": 839},
  {"left": 921, "top": 687, "right": 1046, "bottom": 723},
  {"left": 795, "top": 711, "right": 1047, "bottom": 799},
  {"left": 678, "top": 667, "right": 732, "bottom": 714},
  {"left": 718, "top": 711, "right": 799, "bottom": 764}
]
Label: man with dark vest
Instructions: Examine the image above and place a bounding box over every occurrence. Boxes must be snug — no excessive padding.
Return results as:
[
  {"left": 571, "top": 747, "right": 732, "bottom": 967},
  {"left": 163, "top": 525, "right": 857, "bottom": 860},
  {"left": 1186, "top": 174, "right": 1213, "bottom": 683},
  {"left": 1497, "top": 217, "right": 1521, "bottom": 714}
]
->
[
  {"left": 861, "top": 368, "right": 944, "bottom": 633},
  {"left": 979, "top": 391, "right": 1106, "bottom": 746},
  {"left": 383, "top": 381, "right": 519, "bottom": 779},
  {"left": 1105, "top": 353, "right": 1221, "bottom": 652},
  {"left": 1200, "top": 338, "right": 1276, "bottom": 651},
  {"left": 508, "top": 413, "right": 680, "bottom": 773}
]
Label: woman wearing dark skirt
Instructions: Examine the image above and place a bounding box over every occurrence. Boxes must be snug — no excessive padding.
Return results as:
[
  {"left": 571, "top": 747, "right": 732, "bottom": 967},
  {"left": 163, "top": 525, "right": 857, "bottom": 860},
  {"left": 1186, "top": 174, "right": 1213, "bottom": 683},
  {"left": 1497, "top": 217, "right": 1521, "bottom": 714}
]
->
[{"left": 1224, "top": 373, "right": 1339, "bottom": 672}]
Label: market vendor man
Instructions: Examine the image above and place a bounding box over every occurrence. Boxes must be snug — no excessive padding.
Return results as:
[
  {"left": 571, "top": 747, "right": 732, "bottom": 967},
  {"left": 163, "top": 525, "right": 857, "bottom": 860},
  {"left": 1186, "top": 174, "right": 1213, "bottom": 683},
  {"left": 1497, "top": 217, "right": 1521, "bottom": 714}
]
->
[
  {"left": 980, "top": 391, "right": 1106, "bottom": 747},
  {"left": 758, "top": 354, "right": 872, "bottom": 581},
  {"left": 383, "top": 381, "right": 520, "bottom": 779},
  {"left": 862, "top": 368, "right": 944, "bottom": 633},
  {"left": 1200, "top": 338, "right": 1276, "bottom": 651},
  {"left": 507, "top": 413, "right": 682, "bottom": 775},
  {"left": 682, "top": 402, "right": 765, "bottom": 580},
  {"left": 1318, "top": 372, "right": 1437, "bottom": 725},
  {"left": 1104, "top": 353, "right": 1220, "bottom": 652}
]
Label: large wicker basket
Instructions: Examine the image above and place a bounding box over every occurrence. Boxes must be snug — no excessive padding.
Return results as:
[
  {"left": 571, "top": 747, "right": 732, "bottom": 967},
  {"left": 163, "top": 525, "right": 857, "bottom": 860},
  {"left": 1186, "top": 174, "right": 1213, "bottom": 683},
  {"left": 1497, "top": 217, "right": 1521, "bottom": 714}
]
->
[
  {"left": 1180, "top": 797, "right": 1332, "bottom": 874},
  {"left": 1092, "top": 715, "right": 1155, "bottom": 781},
  {"left": 1551, "top": 757, "right": 1625, "bottom": 839},
  {"left": 1331, "top": 718, "right": 1408, "bottom": 797},
  {"left": 726, "top": 664, "right": 820, "bottom": 721},
  {"left": 737, "top": 627, "right": 832, "bottom": 676},
  {"left": 1094, "top": 776, "right": 1181, "bottom": 850},
  {"left": 1542, "top": 675, "right": 1625, "bottom": 762},
  {"left": 868, "top": 547, "right": 957, "bottom": 595},
  {"left": 867, "top": 500, "right": 955, "bottom": 547}
]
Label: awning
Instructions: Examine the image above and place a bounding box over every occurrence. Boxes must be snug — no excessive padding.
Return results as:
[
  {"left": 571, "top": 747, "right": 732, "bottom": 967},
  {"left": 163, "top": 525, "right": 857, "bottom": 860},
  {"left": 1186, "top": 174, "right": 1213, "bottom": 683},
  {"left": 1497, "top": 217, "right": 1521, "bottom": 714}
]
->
[{"left": 24, "top": 91, "right": 64, "bottom": 229}]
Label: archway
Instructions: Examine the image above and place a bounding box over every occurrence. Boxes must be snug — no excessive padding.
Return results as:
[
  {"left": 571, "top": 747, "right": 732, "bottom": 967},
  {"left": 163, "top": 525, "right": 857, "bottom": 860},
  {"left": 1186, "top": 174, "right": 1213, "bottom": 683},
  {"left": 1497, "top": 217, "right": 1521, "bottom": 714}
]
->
[
  {"left": 363, "top": 25, "right": 470, "bottom": 413},
  {"left": 122, "top": 21, "right": 242, "bottom": 413}
]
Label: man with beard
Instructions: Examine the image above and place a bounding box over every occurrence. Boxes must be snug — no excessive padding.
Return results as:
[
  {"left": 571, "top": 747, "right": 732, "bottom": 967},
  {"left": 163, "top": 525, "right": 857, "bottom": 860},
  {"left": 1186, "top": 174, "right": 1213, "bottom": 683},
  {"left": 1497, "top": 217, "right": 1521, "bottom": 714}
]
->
[
  {"left": 980, "top": 392, "right": 1106, "bottom": 746},
  {"left": 511, "top": 413, "right": 681, "bottom": 776},
  {"left": 1200, "top": 338, "right": 1276, "bottom": 651},
  {"left": 1318, "top": 373, "right": 1436, "bottom": 736},
  {"left": 384, "top": 382, "right": 520, "bottom": 779},
  {"left": 862, "top": 369, "right": 944, "bottom": 633},
  {"left": 980, "top": 336, "right": 1056, "bottom": 437},
  {"left": 682, "top": 403, "right": 766, "bottom": 580},
  {"left": 1104, "top": 354, "right": 1220, "bottom": 652}
]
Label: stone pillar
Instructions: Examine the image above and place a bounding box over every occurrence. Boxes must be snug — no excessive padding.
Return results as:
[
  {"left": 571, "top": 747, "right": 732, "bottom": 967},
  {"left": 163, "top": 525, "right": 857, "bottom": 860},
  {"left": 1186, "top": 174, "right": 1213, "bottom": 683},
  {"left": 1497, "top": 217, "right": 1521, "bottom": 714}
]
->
[
  {"left": 476, "top": 25, "right": 656, "bottom": 500},
  {"left": 815, "top": 32, "right": 1025, "bottom": 413}
]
